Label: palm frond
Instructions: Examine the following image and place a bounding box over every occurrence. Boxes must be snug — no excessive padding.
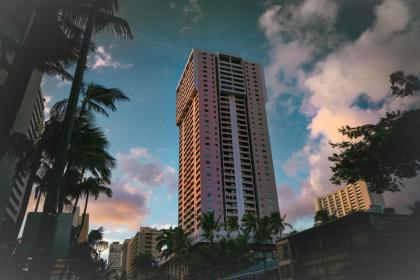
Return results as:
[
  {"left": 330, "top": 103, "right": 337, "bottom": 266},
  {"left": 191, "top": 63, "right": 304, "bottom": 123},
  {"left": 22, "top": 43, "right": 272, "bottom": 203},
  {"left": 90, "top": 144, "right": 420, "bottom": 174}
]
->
[{"left": 94, "top": 11, "right": 133, "bottom": 39}]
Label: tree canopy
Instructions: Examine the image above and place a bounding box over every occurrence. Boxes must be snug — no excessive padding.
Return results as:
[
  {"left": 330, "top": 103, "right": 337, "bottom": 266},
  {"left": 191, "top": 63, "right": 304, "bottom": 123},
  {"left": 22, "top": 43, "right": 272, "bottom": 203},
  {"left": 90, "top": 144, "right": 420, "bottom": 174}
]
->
[{"left": 329, "top": 72, "right": 420, "bottom": 193}]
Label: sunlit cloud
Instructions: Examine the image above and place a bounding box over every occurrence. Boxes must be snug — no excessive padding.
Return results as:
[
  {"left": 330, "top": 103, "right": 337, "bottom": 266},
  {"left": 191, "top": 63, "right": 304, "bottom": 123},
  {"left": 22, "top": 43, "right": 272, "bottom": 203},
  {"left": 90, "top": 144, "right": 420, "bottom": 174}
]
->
[{"left": 260, "top": 0, "right": 420, "bottom": 226}]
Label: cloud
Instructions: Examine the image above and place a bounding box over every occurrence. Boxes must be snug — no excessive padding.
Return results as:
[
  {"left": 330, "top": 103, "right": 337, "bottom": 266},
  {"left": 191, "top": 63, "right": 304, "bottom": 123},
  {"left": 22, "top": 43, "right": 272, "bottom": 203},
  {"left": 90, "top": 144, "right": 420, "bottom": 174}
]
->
[
  {"left": 282, "top": 146, "right": 309, "bottom": 177},
  {"left": 85, "top": 147, "right": 177, "bottom": 237},
  {"left": 89, "top": 179, "right": 150, "bottom": 231},
  {"left": 277, "top": 182, "right": 318, "bottom": 224},
  {"left": 43, "top": 95, "right": 53, "bottom": 115},
  {"left": 90, "top": 46, "right": 133, "bottom": 70},
  {"left": 260, "top": 0, "right": 420, "bottom": 226},
  {"left": 182, "top": 0, "right": 202, "bottom": 24},
  {"left": 149, "top": 223, "right": 177, "bottom": 230},
  {"left": 116, "top": 147, "right": 177, "bottom": 191},
  {"left": 258, "top": 0, "right": 340, "bottom": 112},
  {"left": 180, "top": 0, "right": 203, "bottom": 34}
]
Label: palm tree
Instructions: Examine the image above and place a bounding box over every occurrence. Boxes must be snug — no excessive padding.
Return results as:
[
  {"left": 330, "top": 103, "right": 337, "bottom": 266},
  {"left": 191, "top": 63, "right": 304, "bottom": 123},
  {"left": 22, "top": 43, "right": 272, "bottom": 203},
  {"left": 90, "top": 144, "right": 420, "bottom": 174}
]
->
[
  {"left": 80, "top": 83, "right": 130, "bottom": 116},
  {"left": 156, "top": 228, "right": 174, "bottom": 261},
  {"left": 201, "top": 211, "right": 221, "bottom": 243},
  {"left": 156, "top": 227, "right": 190, "bottom": 279},
  {"left": 225, "top": 216, "right": 240, "bottom": 238},
  {"left": 75, "top": 177, "right": 112, "bottom": 242},
  {"left": 253, "top": 216, "right": 272, "bottom": 245},
  {"left": 70, "top": 227, "right": 108, "bottom": 280},
  {"left": 269, "top": 212, "right": 293, "bottom": 241},
  {"left": 241, "top": 212, "right": 257, "bottom": 239},
  {"left": 44, "top": 0, "right": 133, "bottom": 216}
]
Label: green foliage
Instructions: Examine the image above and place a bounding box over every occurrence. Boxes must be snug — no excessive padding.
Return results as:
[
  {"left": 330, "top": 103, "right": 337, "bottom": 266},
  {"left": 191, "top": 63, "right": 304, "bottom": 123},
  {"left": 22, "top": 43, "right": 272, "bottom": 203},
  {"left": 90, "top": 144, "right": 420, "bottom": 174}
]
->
[
  {"left": 241, "top": 212, "right": 258, "bottom": 237},
  {"left": 136, "top": 252, "right": 158, "bottom": 280},
  {"left": 154, "top": 213, "right": 293, "bottom": 280},
  {"left": 201, "top": 211, "right": 221, "bottom": 243},
  {"left": 390, "top": 71, "right": 420, "bottom": 97},
  {"left": 67, "top": 227, "right": 108, "bottom": 280},
  {"left": 156, "top": 227, "right": 191, "bottom": 261},
  {"left": 329, "top": 72, "right": 420, "bottom": 193},
  {"left": 268, "top": 212, "right": 293, "bottom": 241},
  {"left": 188, "top": 236, "right": 255, "bottom": 280},
  {"left": 225, "top": 216, "right": 240, "bottom": 237},
  {"left": 314, "top": 210, "right": 337, "bottom": 225}
]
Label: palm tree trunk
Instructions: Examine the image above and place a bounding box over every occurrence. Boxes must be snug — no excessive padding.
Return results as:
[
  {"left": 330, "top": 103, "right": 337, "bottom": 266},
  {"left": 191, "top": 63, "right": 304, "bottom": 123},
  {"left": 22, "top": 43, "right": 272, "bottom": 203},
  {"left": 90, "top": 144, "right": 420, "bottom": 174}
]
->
[
  {"left": 72, "top": 167, "right": 86, "bottom": 214},
  {"left": 72, "top": 194, "right": 80, "bottom": 214},
  {"left": 43, "top": 8, "right": 95, "bottom": 215},
  {"left": 34, "top": 11, "right": 96, "bottom": 275}
]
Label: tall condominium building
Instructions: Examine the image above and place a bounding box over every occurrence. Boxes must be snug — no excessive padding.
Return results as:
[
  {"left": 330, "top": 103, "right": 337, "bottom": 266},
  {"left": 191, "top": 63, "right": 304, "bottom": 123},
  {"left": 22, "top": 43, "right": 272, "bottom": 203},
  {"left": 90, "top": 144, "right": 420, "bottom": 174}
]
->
[
  {"left": 176, "top": 49, "right": 280, "bottom": 238},
  {"left": 314, "top": 181, "right": 385, "bottom": 218},
  {"left": 126, "top": 227, "right": 160, "bottom": 279},
  {"left": 107, "top": 242, "right": 123, "bottom": 280},
  {"left": 0, "top": 5, "right": 44, "bottom": 240}
]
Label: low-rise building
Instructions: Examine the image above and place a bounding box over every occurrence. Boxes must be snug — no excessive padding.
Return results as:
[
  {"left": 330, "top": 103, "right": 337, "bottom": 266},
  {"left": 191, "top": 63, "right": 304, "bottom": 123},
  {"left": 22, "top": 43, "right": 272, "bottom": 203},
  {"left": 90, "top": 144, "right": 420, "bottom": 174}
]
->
[{"left": 276, "top": 211, "right": 420, "bottom": 280}]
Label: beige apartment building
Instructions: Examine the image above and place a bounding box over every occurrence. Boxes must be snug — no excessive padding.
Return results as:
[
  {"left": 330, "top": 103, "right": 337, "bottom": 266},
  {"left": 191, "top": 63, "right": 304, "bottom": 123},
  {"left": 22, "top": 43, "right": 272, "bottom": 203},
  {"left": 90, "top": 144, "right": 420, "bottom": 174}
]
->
[
  {"left": 314, "top": 181, "right": 385, "bottom": 218},
  {"left": 176, "top": 49, "right": 280, "bottom": 241},
  {"left": 126, "top": 227, "right": 160, "bottom": 279}
]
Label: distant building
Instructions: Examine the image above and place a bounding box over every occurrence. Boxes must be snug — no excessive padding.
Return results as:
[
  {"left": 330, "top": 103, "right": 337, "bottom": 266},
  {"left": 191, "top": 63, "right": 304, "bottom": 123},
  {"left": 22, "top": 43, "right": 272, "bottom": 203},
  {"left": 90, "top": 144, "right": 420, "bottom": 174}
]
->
[
  {"left": 314, "top": 181, "right": 385, "bottom": 218},
  {"left": 126, "top": 227, "right": 160, "bottom": 279},
  {"left": 107, "top": 242, "right": 123, "bottom": 280},
  {"left": 276, "top": 212, "right": 420, "bottom": 280},
  {"left": 0, "top": 6, "right": 45, "bottom": 244},
  {"left": 121, "top": 239, "right": 131, "bottom": 277},
  {"left": 176, "top": 49, "right": 280, "bottom": 241}
]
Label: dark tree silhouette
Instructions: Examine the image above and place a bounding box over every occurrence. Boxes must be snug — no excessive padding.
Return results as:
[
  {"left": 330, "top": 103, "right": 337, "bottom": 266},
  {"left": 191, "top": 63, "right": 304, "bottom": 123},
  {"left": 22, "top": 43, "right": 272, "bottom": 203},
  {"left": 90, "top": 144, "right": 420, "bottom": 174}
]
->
[{"left": 329, "top": 72, "right": 420, "bottom": 193}]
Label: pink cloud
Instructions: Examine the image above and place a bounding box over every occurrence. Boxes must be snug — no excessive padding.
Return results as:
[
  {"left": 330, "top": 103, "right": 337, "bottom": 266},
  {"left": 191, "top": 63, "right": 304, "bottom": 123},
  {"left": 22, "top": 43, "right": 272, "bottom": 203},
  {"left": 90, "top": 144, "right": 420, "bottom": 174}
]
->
[
  {"left": 82, "top": 179, "right": 150, "bottom": 231},
  {"left": 278, "top": 183, "right": 317, "bottom": 223},
  {"left": 116, "top": 148, "right": 177, "bottom": 192}
]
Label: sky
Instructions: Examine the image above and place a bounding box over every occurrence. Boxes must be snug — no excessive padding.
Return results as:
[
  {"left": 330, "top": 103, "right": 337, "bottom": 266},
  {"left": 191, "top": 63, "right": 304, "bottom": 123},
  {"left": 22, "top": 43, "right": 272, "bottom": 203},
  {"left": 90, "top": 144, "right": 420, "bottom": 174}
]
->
[{"left": 38, "top": 0, "right": 420, "bottom": 246}]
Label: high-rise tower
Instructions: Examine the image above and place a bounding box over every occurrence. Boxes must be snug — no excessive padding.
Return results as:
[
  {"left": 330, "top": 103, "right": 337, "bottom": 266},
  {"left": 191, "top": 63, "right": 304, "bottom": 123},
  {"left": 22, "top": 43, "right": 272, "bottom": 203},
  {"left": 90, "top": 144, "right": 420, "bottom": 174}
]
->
[{"left": 176, "top": 49, "right": 280, "bottom": 239}]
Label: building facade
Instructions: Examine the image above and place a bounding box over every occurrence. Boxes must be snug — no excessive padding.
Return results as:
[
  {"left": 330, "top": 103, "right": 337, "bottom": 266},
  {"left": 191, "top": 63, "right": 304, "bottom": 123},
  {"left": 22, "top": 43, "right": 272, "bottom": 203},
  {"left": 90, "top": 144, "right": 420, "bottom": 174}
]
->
[
  {"left": 0, "top": 6, "right": 44, "bottom": 239},
  {"left": 0, "top": 88, "right": 44, "bottom": 244},
  {"left": 107, "top": 242, "right": 123, "bottom": 280},
  {"left": 276, "top": 212, "right": 420, "bottom": 280},
  {"left": 126, "top": 227, "right": 160, "bottom": 279},
  {"left": 314, "top": 181, "right": 385, "bottom": 218},
  {"left": 121, "top": 239, "right": 131, "bottom": 278},
  {"left": 176, "top": 49, "right": 280, "bottom": 239}
]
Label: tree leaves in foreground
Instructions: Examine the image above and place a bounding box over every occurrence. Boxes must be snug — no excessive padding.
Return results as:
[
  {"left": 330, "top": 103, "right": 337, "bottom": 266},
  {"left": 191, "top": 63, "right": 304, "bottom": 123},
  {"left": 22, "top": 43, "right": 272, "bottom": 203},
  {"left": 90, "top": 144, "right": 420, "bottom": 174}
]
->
[{"left": 329, "top": 72, "right": 420, "bottom": 193}]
